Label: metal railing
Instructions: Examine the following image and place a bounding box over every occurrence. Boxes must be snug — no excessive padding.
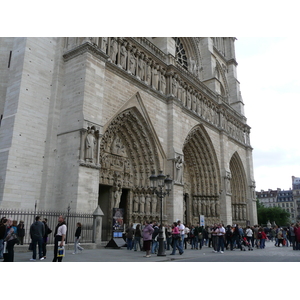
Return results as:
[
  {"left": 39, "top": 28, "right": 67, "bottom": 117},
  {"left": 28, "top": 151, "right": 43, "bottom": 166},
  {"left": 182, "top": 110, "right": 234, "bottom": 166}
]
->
[{"left": 0, "top": 208, "right": 94, "bottom": 244}]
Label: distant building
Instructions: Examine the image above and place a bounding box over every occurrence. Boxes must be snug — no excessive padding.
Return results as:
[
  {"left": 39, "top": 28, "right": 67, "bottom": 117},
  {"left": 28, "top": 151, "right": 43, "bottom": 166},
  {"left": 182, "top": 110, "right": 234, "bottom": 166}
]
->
[
  {"left": 256, "top": 189, "right": 278, "bottom": 208},
  {"left": 256, "top": 187, "right": 297, "bottom": 223},
  {"left": 292, "top": 176, "right": 300, "bottom": 220}
]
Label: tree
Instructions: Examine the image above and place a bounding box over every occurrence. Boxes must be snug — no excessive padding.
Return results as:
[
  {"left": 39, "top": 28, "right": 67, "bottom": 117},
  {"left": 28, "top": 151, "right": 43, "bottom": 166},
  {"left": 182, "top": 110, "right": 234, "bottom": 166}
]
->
[{"left": 256, "top": 200, "right": 290, "bottom": 226}]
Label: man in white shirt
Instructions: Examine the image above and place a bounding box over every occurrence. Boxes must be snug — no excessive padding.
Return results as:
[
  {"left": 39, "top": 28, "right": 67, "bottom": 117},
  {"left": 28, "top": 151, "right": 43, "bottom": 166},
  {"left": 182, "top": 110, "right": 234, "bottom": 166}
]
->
[
  {"left": 177, "top": 220, "right": 185, "bottom": 249},
  {"left": 216, "top": 223, "right": 225, "bottom": 253},
  {"left": 52, "top": 215, "right": 67, "bottom": 262}
]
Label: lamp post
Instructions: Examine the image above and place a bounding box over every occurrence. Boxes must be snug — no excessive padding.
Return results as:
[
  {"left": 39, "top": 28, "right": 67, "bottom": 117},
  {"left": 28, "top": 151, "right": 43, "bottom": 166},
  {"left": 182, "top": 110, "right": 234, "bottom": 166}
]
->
[{"left": 149, "top": 170, "right": 173, "bottom": 256}]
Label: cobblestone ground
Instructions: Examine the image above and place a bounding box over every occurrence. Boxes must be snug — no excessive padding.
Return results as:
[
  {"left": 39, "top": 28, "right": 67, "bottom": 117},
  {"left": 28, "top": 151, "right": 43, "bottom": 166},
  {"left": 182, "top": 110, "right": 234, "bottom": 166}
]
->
[{"left": 9, "top": 239, "right": 300, "bottom": 262}]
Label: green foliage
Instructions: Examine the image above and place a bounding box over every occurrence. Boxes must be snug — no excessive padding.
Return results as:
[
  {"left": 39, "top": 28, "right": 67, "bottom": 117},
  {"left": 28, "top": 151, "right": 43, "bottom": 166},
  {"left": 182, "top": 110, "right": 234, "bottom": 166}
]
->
[{"left": 256, "top": 199, "right": 290, "bottom": 226}]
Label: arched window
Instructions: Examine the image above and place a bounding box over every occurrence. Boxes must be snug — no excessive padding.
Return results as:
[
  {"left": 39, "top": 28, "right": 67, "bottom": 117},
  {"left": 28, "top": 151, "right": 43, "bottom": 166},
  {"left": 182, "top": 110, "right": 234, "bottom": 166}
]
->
[{"left": 174, "top": 37, "right": 188, "bottom": 70}]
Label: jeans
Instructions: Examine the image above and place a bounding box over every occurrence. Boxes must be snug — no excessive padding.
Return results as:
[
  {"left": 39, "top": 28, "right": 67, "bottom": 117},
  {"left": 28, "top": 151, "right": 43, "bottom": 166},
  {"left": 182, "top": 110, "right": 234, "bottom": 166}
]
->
[
  {"left": 217, "top": 236, "right": 224, "bottom": 252},
  {"left": 290, "top": 236, "right": 296, "bottom": 249},
  {"left": 151, "top": 240, "right": 158, "bottom": 253},
  {"left": 171, "top": 238, "right": 184, "bottom": 255},
  {"left": 133, "top": 237, "right": 142, "bottom": 251},
  {"left": 0, "top": 239, "right": 4, "bottom": 258},
  {"left": 226, "top": 237, "right": 234, "bottom": 250},
  {"left": 167, "top": 237, "right": 172, "bottom": 250},
  {"left": 260, "top": 239, "right": 266, "bottom": 249},
  {"left": 191, "top": 237, "right": 196, "bottom": 249},
  {"left": 180, "top": 235, "right": 185, "bottom": 249},
  {"left": 127, "top": 238, "right": 133, "bottom": 250},
  {"left": 74, "top": 237, "right": 83, "bottom": 253},
  {"left": 32, "top": 237, "right": 43, "bottom": 259}
]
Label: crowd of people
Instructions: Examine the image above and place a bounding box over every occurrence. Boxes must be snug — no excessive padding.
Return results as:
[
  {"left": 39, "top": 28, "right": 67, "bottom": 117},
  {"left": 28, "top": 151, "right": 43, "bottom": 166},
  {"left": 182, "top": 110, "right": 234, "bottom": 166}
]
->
[
  {"left": 0, "top": 215, "right": 83, "bottom": 262},
  {"left": 124, "top": 221, "right": 300, "bottom": 257}
]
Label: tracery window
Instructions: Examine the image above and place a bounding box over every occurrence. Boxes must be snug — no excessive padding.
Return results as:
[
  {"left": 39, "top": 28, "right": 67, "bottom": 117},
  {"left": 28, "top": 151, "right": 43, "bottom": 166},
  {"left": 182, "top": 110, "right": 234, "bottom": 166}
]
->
[{"left": 174, "top": 37, "right": 188, "bottom": 70}]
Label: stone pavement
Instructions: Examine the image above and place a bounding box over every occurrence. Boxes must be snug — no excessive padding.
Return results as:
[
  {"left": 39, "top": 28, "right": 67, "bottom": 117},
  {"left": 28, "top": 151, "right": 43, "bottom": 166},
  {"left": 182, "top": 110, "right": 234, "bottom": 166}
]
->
[{"left": 8, "top": 239, "right": 300, "bottom": 262}]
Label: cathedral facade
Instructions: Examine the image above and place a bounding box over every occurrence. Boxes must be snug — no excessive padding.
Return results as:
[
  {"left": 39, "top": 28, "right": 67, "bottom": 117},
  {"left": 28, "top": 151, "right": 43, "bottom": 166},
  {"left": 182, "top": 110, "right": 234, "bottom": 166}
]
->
[{"left": 0, "top": 37, "right": 257, "bottom": 240}]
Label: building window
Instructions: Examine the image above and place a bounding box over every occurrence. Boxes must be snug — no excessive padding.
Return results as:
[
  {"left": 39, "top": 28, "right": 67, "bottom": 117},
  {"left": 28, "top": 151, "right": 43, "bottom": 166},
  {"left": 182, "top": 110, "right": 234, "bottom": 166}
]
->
[{"left": 174, "top": 38, "right": 188, "bottom": 70}]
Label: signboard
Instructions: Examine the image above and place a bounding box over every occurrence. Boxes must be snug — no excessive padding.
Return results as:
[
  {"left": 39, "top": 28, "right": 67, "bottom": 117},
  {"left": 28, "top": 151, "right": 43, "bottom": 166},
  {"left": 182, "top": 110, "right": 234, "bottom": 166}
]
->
[
  {"left": 199, "top": 215, "right": 205, "bottom": 227},
  {"left": 112, "top": 208, "right": 124, "bottom": 235}
]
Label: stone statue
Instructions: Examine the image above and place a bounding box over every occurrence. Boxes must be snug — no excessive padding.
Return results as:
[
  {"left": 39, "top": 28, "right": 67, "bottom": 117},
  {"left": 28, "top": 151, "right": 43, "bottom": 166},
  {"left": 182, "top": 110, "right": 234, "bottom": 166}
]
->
[
  {"left": 175, "top": 156, "right": 183, "bottom": 183},
  {"left": 160, "top": 74, "right": 166, "bottom": 94},
  {"left": 85, "top": 128, "right": 96, "bottom": 163},
  {"left": 101, "top": 37, "right": 108, "bottom": 53},
  {"left": 151, "top": 194, "right": 158, "bottom": 214},
  {"left": 110, "top": 38, "right": 118, "bottom": 63},
  {"left": 113, "top": 187, "right": 122, "bottom": 208},
  {"left": 129, "top": 53, "right": 136, "bottom": 75},
  {"left": 139, "top": 194, "right": 145, "bottom": 213},
  {"left": 120, "top": 44, "right": 127, "bottom": 69},
  {"left": 133, "top": 193, "right": 139, "bottom": 212},
  {"left": 145, "top": 194, "right": 151, "bottom": 214},
  {"left": 193, "top": 198, "right": 198, "bottom": 216}
]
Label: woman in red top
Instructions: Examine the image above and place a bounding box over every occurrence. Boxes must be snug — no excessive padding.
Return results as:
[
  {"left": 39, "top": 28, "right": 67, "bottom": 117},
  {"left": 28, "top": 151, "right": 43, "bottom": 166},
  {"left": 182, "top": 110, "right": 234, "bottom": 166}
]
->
[{"left": 170, "top": 222, "right": 184, "bottom": 255}]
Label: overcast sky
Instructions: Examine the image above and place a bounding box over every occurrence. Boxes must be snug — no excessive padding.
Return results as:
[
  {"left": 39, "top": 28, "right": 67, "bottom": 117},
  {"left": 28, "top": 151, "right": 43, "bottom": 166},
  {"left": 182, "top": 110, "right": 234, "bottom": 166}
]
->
[{"left": 235, "top": 37, "right": 300, "bottom": 192}]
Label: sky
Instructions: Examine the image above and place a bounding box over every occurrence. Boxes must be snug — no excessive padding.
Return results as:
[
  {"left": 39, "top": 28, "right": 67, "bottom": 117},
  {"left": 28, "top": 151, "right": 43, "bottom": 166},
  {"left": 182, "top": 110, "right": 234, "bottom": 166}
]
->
[{"left": 235, "top": 37, "right": 300, "bottom": 191}]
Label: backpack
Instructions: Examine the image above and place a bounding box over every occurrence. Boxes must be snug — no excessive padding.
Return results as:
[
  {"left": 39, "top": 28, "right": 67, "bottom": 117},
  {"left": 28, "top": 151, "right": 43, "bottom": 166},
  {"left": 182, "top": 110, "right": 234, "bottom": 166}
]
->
[
  {"left": 226, "top": 229, "right": 232, "bottom": 238},
  {"left": 258, "top": 232, "right": 262, "bottom": 239}
]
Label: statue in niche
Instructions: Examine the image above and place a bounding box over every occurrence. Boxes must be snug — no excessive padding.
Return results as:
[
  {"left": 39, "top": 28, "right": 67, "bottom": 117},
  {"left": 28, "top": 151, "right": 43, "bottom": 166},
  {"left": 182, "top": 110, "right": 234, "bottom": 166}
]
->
[
  {"left": 85, "top": 128, "right": 96, "bottom": 163},
  {"left": 153, "top": 67, "right": 158, "bottom": 89},
  {"left": 113, "top": 186, "right": 122, "bottom": 208},
  {"left": 110, "top": 38, "right": 118, "bottom": 63},
  {"left": 101, "top": 37, "right": 108, "bottom": 53},
  {"left": 129, "top": 53, "right": 136, "bottom": 75},
  {"left": 193, "top": 198, "right": 198, "bottom": 216},
  {"left": 146, "top": 64, "right": 151, "bottom": 85},
  {"left": 145, "top": 194, "right": 151, "bottom": 214},
  {"left": 137, "top": 55, "right": 144, "bottom": 80},
  {"left": 192, "top": 94, "right": 196, "bottom": 111},
  {"left": 175, "top": 156, "right": 183, "bottom": 183},
  {"left": 215, "top": 201, "right": 220, "bottom": 216},
  {"left": 133, "top": 193, "right": 139, "bottom": 212},
  {"left": 160, "top": 74, "right": 166, "bottom": 94},
  {"left": 211, "top": 201, "right": 215, "bottom": 216},
  {"left": 242, "top": 206, "right": 246, "bottom": 220},
  {"left": 151, "top": 194, "right": 158, "bottom": 214},
  {"left": 186, "top": 91, "right": 191, "bottom": 109},
  {"left": 225, "top": 172, "right": 231, "bottom": 193},
  {"left": 197, "top": 199, "right": 202, "bottom": 215},
  {"left": 188, "top": 57, "right": 196, "bottom": 74},
  {"left": 120, "top": 44, "right": 127, "bottom": 69},
  {"left": 172, "top": 77, "right": 177, "bottom": 97},
  {"left": 139, "top": 194, "right": 145, "bottom": 214}
]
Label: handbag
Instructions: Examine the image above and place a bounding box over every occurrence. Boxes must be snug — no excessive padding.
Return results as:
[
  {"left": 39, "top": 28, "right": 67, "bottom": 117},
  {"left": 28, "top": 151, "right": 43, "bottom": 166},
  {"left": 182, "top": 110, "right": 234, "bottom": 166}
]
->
[{"left": 173, "top": 234, "right": 181, "bottom": 240}]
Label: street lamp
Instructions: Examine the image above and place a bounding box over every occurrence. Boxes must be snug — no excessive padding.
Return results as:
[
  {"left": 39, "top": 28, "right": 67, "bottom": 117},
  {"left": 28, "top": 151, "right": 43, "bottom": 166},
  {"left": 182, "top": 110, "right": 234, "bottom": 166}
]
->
[{"left": 149, "top": 170, "right": 173, "bottom": 256}]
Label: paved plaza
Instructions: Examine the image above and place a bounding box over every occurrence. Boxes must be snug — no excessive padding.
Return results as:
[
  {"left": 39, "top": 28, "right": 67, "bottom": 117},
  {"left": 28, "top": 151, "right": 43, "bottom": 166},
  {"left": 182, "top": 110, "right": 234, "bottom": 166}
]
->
[{"left": 9, "top": 239, "right": 300, "bottom": 262}]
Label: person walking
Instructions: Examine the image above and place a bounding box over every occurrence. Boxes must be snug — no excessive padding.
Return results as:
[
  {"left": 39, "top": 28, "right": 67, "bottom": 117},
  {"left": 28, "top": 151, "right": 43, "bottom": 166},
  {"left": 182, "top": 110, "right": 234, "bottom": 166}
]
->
[
  {"left": 216, "top": 223, "right": 225, "bottom": 253},
  {"left": 17, "top": 220, "right": 25, "bottom": 245},
  {"left": 52, "top": 215, "right": 67, "bottom": 262},
  {"left": 142, "top": 220, "right": 154, "bottom": 258},
  {"left": 73, "top": 222, "right": 84, "bottom": 254},
  {"left": 30, "top": 216, "right": 45, "bottom": 261},
  {"left": 4, "top": 219, "right": 18, "bottom": 262},
  {"left": 42, "top": 218, "right": 52, "bottom": 259},
  {"left": 289, "top": 224, "right": 296, "bottom": 250},
  {"left": 170, "top": 222, "right": 184, "bottom": 255},
  {"left": 133, "top": 224, "right": 142, "bottom": 251}
]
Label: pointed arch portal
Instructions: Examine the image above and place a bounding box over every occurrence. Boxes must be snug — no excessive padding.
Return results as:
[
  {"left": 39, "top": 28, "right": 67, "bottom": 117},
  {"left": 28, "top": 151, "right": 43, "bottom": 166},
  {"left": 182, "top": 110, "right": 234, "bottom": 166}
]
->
[{"left": 183, "top": 125, "right": 221, "bottom": 225}]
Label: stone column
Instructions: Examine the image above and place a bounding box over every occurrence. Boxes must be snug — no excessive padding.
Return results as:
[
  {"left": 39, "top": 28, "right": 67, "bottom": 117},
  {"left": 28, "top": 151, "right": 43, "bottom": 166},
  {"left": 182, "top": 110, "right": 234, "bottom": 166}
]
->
[{"left": 93, "top": 205, "right": 104, "bottom": 248}]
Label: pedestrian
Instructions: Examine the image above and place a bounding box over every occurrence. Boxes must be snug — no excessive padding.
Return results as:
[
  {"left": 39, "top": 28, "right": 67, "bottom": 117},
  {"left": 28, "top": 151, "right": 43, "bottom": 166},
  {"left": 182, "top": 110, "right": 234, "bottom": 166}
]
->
[
  {"left": 142, "top": 220, "right": 154, "bottom": 258},
  {"left": 30, "top": 216, "right": 45, "bottom": 261},
  {"left": 289, "top": 224, "right": 296, "bottom": 250},
  {"left": 151, "top": 222, "right": 159, "bottom": 254},
  {"left": 125, "top": 223, "right": 135, "bottom": 250},
  {"left": 184, "top": 224, "right": 190, "bottom": 249},
  {"left": 170, "top": 222, "right": 184, "bottom": 255},
  {"left": 276, "top": 228, "right": 284, "bottom": 247},
  {"left": 216, "top": 223, "right": 225, "bottom": 253},
  {"left": 133, "top": 224, "right": 142, "bottom": 251},
  {"left": 42, "top": 218, "right": 52, "bottom": 259},
  {"left": 4, "top": 218, "right": 18, "bottom": 262},
  {"left": 177, "top": 220, "right": 185, "bottom": 249},
  {"left": 73, "top": 222, "right": 84, "bottom": 254},
  {"left": 245, "top": 226, "right": 253, "bottom": 246},
  {"left": 17, "top": 220, "right": 25, "bottom": 245},
  {"left": 166, "top": 224, "right": 173, "bottom": 250},
  {"left": 195, "top": 223, "right": 203, "bottom": 249},
  {"left": 0, "top": 218, "right": 8, "bottom": 259},
  {"left": 225, "top": 225, "right": 234, "bottom": 250},
  {"left": 211, "top": 224, "right": 219, "bottom": 252},
  {"left": 258, "top": 227, "right": 267, "bottom": 249},
  {"left": 189, "top": 225, "right": 196, "bottom": 249},
  {"left": 52, "top": 215, "right": 67, "bottom": 262},
  {"left": 282, "top": 228, "right": 289, "bottom": 247},
  {"left": 232, "top": 224, "right": 241, "bottom": 249}
]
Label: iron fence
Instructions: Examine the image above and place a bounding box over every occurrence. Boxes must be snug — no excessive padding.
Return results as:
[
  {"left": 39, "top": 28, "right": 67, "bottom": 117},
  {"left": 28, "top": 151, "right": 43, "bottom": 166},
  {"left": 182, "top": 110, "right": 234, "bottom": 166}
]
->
[{"left": 0, "top": 208, "right": 94, "bottom": 244}]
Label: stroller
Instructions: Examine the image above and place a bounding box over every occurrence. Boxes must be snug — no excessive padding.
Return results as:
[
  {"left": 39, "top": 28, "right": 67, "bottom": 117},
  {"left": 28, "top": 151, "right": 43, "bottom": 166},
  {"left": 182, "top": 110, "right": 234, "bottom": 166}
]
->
[{"left": 240, "top": 237, "right": 253, "bottom": 251}]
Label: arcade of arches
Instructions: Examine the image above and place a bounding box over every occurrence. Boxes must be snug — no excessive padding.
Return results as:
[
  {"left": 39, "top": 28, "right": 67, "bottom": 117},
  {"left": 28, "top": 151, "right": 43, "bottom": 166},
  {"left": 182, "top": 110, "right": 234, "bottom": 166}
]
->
[{"left": 98, "top": 108, "right": 250, "bottom": 240}]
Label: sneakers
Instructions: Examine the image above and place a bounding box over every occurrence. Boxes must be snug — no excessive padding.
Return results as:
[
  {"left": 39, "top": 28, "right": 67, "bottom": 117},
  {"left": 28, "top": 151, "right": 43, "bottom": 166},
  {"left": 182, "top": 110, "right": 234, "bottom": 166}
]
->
[
  {"left": 39, "top": 257, "right": 45, "bottom": 260},
  {"left": 30, "top": 258, "right": 36, "bottom": 261},
  {"left": 220, "top": 251, "right": 224, "bottom": 254},
  {"left": 213, "top": 250, "right": 217, "bottom": 253},
  {"left": 145, "top": 255, "right": 151, "bottom": 258}
]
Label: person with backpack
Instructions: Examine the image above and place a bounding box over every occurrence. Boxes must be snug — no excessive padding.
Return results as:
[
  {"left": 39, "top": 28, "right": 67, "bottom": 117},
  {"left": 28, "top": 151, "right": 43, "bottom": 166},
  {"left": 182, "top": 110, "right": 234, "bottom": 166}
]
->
[{"left": 245, "top": 226, "right": 253, "bottom": 246}]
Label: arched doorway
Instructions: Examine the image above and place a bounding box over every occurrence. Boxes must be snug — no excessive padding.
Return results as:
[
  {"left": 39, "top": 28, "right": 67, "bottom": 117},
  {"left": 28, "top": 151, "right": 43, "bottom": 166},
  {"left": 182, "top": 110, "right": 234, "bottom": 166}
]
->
[
  {"left": 183, "top": 124, "right": 221, "bottom": 225},
  {"left": 229, "top": 152, "right": 248, "bottom": 226},
  {"left": 98, "top": 107, "right": 162, "bottom": 240}
]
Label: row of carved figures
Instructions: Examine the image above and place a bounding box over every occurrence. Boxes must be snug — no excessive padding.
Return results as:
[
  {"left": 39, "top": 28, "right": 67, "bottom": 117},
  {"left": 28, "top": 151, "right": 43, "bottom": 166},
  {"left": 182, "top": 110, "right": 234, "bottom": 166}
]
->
[
  {"left": 95, "top": 37, "right": 249, "bottom": 146},
  {"left": 192, "top": 198, "right": 220, "bottom": 217},
  {"left": 232, "top": 204, "right": 247, "bottom": 221}
]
